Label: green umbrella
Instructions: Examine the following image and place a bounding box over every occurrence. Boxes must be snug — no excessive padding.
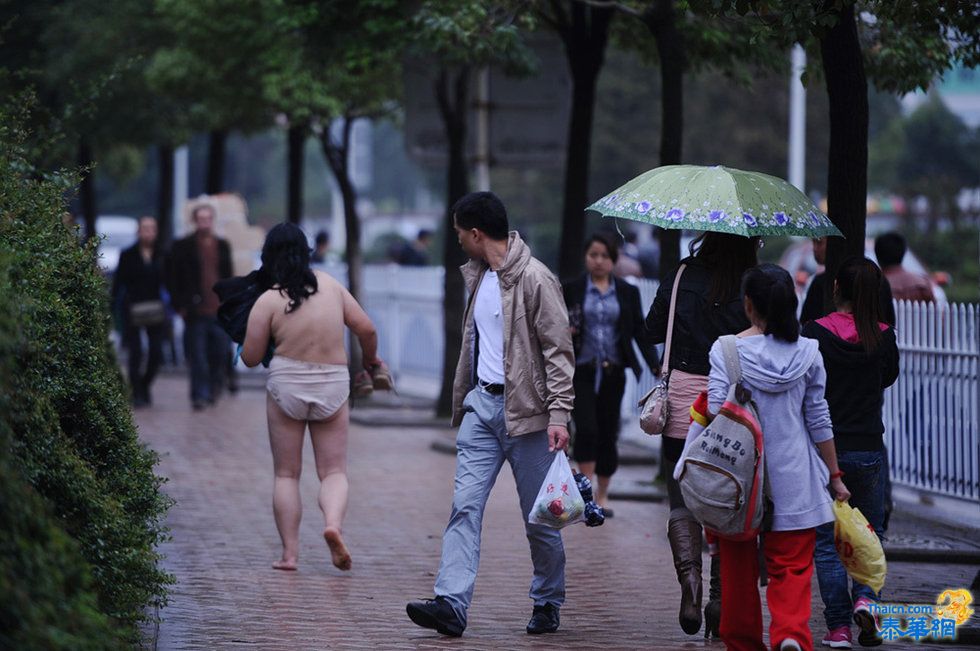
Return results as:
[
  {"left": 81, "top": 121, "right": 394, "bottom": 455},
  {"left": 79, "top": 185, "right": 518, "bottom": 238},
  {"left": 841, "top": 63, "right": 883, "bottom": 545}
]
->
[{"left": 587, "top": 164, "right": 843, "bottom": 238}]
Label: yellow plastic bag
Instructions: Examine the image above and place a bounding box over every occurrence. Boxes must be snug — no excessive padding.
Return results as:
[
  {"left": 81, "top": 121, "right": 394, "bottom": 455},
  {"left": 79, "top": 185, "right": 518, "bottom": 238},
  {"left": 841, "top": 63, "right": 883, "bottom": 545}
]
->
[{"left": 833, "top": 500, "right": 887, "bottom": 593}]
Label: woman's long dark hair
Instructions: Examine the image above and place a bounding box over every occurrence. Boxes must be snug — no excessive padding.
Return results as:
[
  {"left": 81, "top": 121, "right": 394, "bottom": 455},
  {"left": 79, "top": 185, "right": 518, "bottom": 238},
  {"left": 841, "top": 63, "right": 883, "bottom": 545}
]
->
[
  {"left": 835, "top": 256, "right": 883, "bottom": 353},
  {"left": 690, "top": 232, "right": 759, "bottom": 303},
  {"left": 260, "top": 223, "right": 318, "bottom": 313},
  {"left": 741, "top": 263, "right": 799, "bottom": 342}
]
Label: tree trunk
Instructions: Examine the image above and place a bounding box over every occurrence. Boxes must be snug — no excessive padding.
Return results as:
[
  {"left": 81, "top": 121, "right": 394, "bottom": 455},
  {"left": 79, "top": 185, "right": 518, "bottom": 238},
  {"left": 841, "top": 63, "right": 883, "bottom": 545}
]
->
[
  {"left": 820, "top": 1, "right": 868, "bottom": 311},
  {"left": 555, "top": 3, "right": 614, "bottom": 281},
  {"left": 287, "top": 123, "right": 306, "bottom": 224},
  {"left": 645, "top": 0, "right": 684, "bottom": 279},
  {"left": 436, "top": 68, "right": 471, "bottom": 418},
  {"left": 320, "top": 118, "right": 365, "bottom": 379},
  {"left": 78, "top": 139, "right": 97, "bottom": 241},
  {"left": 206, "top": 129, "right": 227, "bottom": 195},
  {"left": 157, "top": 143, "right": 174, "bottom": 249}
]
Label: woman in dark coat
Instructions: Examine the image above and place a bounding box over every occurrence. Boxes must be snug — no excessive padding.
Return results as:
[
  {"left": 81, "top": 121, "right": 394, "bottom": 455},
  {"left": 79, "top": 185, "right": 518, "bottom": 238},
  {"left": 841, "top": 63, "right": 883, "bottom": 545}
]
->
[
  {"left": 645, "top": 231, "right": 758, "bottom": 637},
  {"left": 563, "top": 233, "right": 658, "bottom": 515},
  {"left": 112, "top": 216, "right": 168, "bottom": 407}
]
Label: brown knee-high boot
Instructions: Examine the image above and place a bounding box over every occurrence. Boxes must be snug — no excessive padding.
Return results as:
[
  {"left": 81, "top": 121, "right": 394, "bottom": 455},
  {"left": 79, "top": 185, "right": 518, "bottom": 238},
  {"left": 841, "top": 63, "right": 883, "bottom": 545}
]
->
[
  {"left": 667, "top": 513, "right": 703, "bottom": 635},
  {"left": 704, "top": 553, "right": 721, "bottom": 638}
]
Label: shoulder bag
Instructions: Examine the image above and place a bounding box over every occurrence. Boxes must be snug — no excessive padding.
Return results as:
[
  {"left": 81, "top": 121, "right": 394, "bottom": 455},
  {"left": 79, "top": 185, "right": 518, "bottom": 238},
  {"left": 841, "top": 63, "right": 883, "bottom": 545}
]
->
[{"left": 638, "top": 264, "right": 686, "bottom": 435}]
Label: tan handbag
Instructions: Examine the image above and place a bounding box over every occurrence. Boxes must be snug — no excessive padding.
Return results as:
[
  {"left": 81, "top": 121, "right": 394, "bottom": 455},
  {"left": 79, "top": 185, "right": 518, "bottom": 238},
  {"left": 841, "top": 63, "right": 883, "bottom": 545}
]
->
[{"left": 638, "top": 264, "right": 686, "bottom": 435}]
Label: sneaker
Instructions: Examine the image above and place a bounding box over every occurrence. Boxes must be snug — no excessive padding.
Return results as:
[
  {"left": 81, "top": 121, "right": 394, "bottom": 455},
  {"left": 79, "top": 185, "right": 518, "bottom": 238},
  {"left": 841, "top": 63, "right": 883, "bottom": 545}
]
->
[
  {"left": 352, "top": 370, "right": 374, "bottom": 398},
  {"left": 853, "top": 597, "right": 882, "bottom": 647},
  {"left": 406, "top": 597, "right": 464, "bottom": 637},
  {"left": 369, "top": 361, "right": 394, "bottom": 391},
  {"left": 526, "top": 603, "right": 560, "bottom": 634},
  {"left": 780, "top": 639, "right": 802, "bottom": 651},
  {"left": 822, "top": 625, "right": 853, "bottom": 648}
]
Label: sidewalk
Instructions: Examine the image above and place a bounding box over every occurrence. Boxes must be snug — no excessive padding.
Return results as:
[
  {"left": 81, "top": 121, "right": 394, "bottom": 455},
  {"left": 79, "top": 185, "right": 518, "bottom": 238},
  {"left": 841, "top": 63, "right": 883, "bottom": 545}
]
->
[{"left": 139, "top": 377, "right": 978, "bottom": 649}]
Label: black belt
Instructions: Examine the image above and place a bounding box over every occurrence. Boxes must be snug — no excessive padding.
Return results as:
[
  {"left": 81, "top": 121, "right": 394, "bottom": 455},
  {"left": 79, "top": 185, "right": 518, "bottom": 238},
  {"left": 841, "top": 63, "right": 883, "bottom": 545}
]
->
[{"left": 478, "top": 379, "right": 504, "bottom": 395}]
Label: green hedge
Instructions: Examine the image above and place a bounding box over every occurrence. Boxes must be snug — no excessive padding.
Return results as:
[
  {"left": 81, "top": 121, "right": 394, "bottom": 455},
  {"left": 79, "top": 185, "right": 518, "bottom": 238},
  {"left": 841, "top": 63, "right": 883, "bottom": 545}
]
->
[{"left": 0, "top": 110, "right": 172, "bottom": 645}]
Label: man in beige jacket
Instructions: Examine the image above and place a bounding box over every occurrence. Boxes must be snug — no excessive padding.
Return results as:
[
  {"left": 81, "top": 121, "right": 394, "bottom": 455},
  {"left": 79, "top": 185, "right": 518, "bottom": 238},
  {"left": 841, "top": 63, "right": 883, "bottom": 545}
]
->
[{"left": 407, "top": 192, "right": 575, "bottom": 638}]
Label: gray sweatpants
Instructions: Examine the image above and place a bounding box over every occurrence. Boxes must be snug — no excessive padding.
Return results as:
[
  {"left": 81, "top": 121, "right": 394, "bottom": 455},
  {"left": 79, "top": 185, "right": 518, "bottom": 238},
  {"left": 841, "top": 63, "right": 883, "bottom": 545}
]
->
[{"left": 433, "top": 387, "right": 566, "bottom": 625}]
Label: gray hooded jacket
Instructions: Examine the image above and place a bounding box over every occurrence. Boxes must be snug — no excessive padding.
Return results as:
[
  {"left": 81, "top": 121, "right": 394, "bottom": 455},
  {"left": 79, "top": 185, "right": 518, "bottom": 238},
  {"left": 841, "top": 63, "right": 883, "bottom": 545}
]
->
[{"left": 707, "top": 334, "right": 835, "bottom": 531}]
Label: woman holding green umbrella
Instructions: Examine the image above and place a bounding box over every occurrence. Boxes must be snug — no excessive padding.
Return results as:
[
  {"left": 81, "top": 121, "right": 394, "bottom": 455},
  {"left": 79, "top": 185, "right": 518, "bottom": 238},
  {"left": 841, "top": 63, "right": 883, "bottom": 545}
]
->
[
  {"left": 646, "top": 231, "right": 758, "bottom": 637},
  {"left": 588, "top": 164, "right": 842, "bottom": 638}
]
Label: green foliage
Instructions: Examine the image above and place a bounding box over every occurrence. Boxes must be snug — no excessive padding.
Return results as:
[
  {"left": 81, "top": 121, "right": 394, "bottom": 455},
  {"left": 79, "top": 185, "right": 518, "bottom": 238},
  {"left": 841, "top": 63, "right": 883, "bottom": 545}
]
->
[
  {"left": 869, "top": 96, "right": 978, "bottom": 212},
  {"left": 0, "top": 106, "right": 173, "bottom": 642},
  {"left": 687, "top": 1, "right": 980, "bottom": 94},
  {"left": 411, "top": 0, "right": 536, "bottom": 73}
]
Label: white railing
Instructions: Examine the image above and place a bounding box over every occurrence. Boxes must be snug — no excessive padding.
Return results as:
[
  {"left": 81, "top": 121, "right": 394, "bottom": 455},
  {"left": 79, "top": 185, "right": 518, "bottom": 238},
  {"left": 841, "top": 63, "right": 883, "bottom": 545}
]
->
[
  {"left": 884, "top": 301, "right": 980, "bottom": 501},
  {"left": 339, "top": 264, "right": 980, "bottom": 502}
]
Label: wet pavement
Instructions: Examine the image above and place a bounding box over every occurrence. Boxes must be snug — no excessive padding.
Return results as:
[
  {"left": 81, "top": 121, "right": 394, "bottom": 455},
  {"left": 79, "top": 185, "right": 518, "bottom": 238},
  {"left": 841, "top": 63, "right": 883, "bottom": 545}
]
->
[{"left": 138, "top": 375, "right": 979, "bottom": 649}]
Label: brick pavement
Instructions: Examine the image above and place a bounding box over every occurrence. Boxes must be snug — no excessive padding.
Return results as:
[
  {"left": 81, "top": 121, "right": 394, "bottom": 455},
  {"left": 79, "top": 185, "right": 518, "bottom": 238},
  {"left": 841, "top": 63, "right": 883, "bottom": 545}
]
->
[{"left": 138, "top": 376, "right": 975, "bottom": 650}]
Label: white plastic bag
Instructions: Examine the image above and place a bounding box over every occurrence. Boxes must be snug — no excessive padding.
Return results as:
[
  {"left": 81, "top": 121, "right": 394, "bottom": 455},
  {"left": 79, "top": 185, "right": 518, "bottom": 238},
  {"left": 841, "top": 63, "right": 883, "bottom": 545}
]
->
[{"left": 528, "top": 453, "right": 586, "bottom": 529}]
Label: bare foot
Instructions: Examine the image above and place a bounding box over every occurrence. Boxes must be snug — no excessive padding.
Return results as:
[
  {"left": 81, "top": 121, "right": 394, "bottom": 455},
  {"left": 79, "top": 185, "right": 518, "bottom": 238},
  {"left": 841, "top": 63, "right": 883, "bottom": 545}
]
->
[
  {"left": 272, "top": 558, "right": 298, "bottom": 571},
  {"left": 323, "top": 527, "right": 352, "bottom": 571}
]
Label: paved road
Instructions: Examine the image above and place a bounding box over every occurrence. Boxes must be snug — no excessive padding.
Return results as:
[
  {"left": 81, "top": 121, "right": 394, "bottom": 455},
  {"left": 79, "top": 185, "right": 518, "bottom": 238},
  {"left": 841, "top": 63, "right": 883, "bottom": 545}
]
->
[{"left": 138, "top": 376, "right": 976, "bottom": 650}]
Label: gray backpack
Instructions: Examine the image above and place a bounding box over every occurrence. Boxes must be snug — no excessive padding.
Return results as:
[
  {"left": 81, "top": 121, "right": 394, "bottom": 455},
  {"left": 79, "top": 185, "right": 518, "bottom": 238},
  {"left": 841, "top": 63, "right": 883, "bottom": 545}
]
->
[{"left": 678, "top": 335, "right": 772, "bottom": 541}]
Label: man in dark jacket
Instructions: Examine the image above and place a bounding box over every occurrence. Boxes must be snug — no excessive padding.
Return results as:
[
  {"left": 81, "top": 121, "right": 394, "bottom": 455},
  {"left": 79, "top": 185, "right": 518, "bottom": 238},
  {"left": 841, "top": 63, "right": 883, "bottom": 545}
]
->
[{"left": 168, "top": 204, "right": 233, "bottom": 410}]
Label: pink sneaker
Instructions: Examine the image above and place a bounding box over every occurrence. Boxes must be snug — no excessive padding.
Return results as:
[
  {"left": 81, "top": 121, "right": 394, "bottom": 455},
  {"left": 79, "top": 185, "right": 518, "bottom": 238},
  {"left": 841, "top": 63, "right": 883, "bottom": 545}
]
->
[
  {"left": 853, "top": 597, "right": 882, "bottom": 647},
  {"left": 822, "top": 625, "right": 853, "bottom": 649}
]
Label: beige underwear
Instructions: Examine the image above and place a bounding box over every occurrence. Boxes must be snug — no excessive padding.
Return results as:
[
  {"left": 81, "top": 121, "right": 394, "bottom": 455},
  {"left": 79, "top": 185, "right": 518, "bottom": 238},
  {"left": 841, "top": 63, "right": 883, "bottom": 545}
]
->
[{"left": 267, "top": 356, "right": 350, "bottom": 421}]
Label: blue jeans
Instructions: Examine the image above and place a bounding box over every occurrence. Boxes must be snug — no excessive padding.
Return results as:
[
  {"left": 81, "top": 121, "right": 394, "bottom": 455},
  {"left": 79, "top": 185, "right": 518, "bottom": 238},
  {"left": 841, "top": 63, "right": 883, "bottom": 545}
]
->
[
  {"left": 434, "top": 387, "right": 566, "bottom": 625},
  {"left": 815, "top": 450, "right": 887, "bottom": 629},
  {"left": 184, "top": 316, "right": 231, "bottom": 403}
]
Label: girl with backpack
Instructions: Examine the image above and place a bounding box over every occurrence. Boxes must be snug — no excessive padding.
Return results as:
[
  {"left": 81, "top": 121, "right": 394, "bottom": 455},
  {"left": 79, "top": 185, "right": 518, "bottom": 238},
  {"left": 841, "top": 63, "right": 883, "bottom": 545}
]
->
[
  {"left": 707, "top": 264, "right": 850, "bottom": 651},
  {"left": 803, "top": 257, "right": 900, "bottom": 649}
]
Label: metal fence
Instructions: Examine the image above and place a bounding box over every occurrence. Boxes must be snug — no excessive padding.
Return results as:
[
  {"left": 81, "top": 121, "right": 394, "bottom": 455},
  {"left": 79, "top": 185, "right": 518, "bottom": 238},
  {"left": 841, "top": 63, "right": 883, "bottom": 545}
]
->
[
  {"left": 347, "top": 264, "right": 980, "bottom": 502},
  {"left": 884, "top": 300, "right": 980, "bottom": 501}
]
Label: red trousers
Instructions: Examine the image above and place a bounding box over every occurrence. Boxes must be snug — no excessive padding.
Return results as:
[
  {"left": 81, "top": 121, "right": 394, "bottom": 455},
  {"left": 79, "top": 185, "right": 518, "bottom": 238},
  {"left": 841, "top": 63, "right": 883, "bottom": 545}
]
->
[{"left": 719, "top": 529, "right": 816, "bottom": 651}]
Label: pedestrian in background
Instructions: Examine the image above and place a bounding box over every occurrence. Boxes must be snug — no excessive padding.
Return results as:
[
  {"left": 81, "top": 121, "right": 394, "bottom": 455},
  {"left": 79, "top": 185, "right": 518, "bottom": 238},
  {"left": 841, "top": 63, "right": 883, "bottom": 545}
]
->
[
  {"left": 804, "top": 257, "right": 899, "bottom": 649},
  {"left": 800, "top": 237, "right": 895, "bottom": 325},
  {"left": 710, "top": 263, "right": 850, "bottom": 651},
  {"left": 311, "top": 230, "right": 331, "bottom": 264},
  {"left": 398, "top": 228, "right": 433, "bottom": 266},
  {"left": 406, "top": 191, "right": 574, "bottom": 638},
  {"left": 563, "top": 233, "right": 657, "bottom": 515},
  {"left": 875, "top": 232, "right": 935, "bottom": 303},
  {"left": 168, "top": 204, "right": 233, "bottom": 410},
  {"left": 645, "top": 231, "right": 758, "bottom": 637},
  {"left": 240, "top": 222, "right": 381, "bottom": 572},
  {"left": 112, "top": 215, "right": 167, "bottom": 407}
]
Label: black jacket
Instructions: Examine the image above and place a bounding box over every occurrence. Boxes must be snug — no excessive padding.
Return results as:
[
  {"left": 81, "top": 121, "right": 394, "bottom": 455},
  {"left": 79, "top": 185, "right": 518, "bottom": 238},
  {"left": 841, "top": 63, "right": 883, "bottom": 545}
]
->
[
  {"left": 645, "top": 257, "right": 750, "bottom": 377},
  {"left": 562, "top": 275, "right": 658, "bottom": 379},
  {"left": 167, "top": 233, "right": 233, "bottom": 316},
  {"left": 112, "top": 243, "right": 166, "bottom": 310},
  {"left": 802, "top": 318, "right": 900, "bottom": 451}
]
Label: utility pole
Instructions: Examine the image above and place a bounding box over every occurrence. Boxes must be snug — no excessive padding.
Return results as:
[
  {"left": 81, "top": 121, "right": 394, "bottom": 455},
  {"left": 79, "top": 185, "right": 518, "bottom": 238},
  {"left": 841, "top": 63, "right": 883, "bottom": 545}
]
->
[
  {"left": 788, "top": 44, "right": 807, "bottom": 192},
  {"left": 475, "top": 67, "right": 491, "bottom": 191}
]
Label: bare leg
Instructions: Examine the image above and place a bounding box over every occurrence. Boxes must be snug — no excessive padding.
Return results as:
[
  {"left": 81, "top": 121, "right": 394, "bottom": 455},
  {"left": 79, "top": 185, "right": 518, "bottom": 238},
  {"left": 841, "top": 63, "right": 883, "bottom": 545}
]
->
[
  {"left": 596, "top": 474, "right": 612, "bottom": 508},
  {"left": 310, "top": 402, "right": 351, "bottom": 570},
  {"left": 267, "top": 393, "right": 306, "bottom": 570}
]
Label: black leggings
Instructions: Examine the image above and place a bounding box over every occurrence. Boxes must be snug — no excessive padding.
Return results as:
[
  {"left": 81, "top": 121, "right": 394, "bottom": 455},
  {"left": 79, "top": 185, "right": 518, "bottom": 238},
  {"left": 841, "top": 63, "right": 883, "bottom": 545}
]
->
[
  {"left": 662, "top": 435, "right": 688, "bottom": 512},
  {"left": 571, "top": 365, "right": 626, "bottom": 477}
]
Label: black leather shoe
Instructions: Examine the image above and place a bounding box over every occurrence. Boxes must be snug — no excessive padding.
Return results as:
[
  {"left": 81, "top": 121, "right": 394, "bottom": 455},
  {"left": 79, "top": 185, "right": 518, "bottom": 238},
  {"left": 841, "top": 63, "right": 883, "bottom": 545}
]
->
[
  {"left": 526, "top": 603, "right": 560, "bottom": 634},
  {"left": 406, "top": 597, "right": 464, "bottom": 637}
]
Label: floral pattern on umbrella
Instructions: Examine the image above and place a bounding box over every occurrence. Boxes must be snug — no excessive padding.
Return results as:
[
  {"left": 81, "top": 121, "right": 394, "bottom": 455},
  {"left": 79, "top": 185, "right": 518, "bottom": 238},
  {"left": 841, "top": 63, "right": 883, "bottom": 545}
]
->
[{"left": 587, "top": 165, "right": 843, "bottom": 238}]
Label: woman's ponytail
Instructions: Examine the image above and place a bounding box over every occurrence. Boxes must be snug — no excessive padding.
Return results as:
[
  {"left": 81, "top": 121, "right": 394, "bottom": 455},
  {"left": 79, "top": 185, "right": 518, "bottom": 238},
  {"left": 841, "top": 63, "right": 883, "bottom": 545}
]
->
[
  {"left": 835, "top": 256, "right": 883, "bottom": 353},
  {"left": 741, "top": 263, "right": 799, "bottom": 342}
]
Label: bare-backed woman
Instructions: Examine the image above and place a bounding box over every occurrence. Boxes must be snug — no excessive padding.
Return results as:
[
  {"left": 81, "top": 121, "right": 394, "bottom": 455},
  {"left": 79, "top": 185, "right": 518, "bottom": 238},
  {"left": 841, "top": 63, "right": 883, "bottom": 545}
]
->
[{"left": 241, "top": 223, "right": 380, "bottom": 572}]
